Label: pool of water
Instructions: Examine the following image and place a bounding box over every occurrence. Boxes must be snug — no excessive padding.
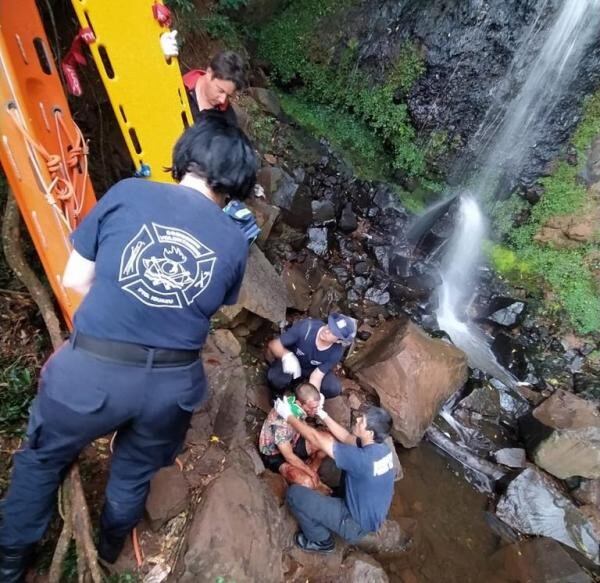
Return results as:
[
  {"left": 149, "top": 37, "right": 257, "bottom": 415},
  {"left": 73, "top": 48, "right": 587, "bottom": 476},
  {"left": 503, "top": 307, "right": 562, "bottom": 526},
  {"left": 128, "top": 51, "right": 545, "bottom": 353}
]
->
[{"left": 384, "top": 442, "right": 506, "bottom": 582}]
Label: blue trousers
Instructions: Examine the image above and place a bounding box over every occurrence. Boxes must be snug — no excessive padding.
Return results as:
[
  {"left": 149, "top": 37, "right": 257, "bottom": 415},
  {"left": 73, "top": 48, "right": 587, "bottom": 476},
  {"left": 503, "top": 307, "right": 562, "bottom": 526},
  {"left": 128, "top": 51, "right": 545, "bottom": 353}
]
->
[
  {"left": 267, "top": 360, "right": 342, "bottom": 398},
  {"left": 286, "top": 484, "right": 368, "bottom": 543},
  {"left": 0, "top": 340, "right": 205, "bottom": 547}
]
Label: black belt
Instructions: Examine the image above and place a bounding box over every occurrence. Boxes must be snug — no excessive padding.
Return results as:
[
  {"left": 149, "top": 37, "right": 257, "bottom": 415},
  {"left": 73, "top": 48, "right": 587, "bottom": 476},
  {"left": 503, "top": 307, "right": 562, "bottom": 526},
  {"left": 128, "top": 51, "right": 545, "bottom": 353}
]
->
[{"left": 71, "top": 332, "right": 199, "bottom": 368}]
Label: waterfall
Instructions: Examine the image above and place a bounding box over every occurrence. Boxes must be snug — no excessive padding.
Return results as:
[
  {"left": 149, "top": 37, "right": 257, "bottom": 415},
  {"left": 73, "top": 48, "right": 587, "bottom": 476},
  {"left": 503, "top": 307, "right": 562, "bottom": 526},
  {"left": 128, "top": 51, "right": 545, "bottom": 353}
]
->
[{"left": 434, "top": 0, "right": 600, "bottom": 384}]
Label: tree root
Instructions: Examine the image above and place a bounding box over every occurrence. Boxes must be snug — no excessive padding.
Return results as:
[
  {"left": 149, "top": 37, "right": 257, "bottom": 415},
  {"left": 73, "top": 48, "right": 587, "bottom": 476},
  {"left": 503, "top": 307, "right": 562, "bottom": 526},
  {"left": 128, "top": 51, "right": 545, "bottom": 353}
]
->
[{"left": 2, "top": 192, "right": 102, "bottom": 582}]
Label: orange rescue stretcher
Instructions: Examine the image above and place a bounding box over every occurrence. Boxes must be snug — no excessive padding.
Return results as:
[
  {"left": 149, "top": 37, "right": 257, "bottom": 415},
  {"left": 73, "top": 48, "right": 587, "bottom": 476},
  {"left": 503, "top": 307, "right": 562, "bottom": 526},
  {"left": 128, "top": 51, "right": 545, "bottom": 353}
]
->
[{"left": 0, "top": 0, "right": 97, "bottom": 326}]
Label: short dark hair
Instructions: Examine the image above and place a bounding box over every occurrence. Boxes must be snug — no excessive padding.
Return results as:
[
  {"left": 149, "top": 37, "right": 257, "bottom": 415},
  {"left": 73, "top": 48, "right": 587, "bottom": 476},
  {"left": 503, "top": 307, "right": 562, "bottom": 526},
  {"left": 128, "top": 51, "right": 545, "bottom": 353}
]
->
[
  {"left": 295, "top": 383, "right": 320, "bottom": 403},
  {"left": 209, "top": 50, "right": 246, "bottom": 91},
  {"left": 171, "top": 113, "right": 257, "bottom": 200},
  {"left": 364, "top": 406, "right": 393, "bottom": 443}
]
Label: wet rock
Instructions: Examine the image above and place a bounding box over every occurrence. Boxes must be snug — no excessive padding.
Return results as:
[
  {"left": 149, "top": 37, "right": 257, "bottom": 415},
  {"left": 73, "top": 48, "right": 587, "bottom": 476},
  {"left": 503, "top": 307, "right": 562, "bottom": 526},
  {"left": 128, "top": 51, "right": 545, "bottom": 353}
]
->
[
  {"left": 354, "top": 261, "right": 370, "bottom": 276},
  {"left": 312, "top": 200, "right": 336, "bottom": 225},
  {"left": 308, "top": 274, "right": 345, "bottom": 319},
  {"left": 270, "top": 169, "right": 312, "bottom": 229},
  {"left": 219, "top": 246, "right": 287, "bottom": 324},
  {"left": 282, "top": 263, "right": 312, "bottom": 312},
  {"left": 307, "top": 227, "right": 329, "bottom": 256},
  {"left": 247, "top": 198, "right": 280, "bottom": 244},
  {"left": 323, "top": 395, "right": 352, "bottom": 429},
  {"left": 491, "top": 332, "right": 529, "bottom": 380},
  {"left": 374, "top": 246, "right": 390, "bottom": 273},
  {"left": 347, "top": 316, "right": 468, "bottom": 447},
  {"left": 256, "top": 165, "right": 284, "bottom": 199},
  {"left": 484, "top": 297, "right": 526, "bottom": 328},
  {"left": 530, "top": 389, "right": 600, "bottom": 479},
  {"left": 249, "top": 86, "right": 281, "bottom": 117},
  {"left": 573, "top": 479, "right": 600, "bottom": 508},
  {"left": 146, "top": 466, "right": 189, "bottom": 530},
  {"left": 357, "top": 518, "right": 415, "bottom": 554},
  {"left": 339, "top": 202, "right": 358, "bottom": 233},
  {"left": 181, "top": 450, "right": 285, "bottom": 582},
  {"left": 496, "top": 466, "right": 600, "bottom": 564},
  {"left": 490, "top": 538, "right": 593, "bottom": 583},
  {"left": 493, "top": 448, "right": 527, "bottom": 468},
  {"left": 587, "top": 135, "right": 600, "bottom": 184},
  {"left": 342, "top": 553, "right": 389, "bottom": 583},
  {"left": 364, "top": 287, "right": 390, "bottom": 305}
]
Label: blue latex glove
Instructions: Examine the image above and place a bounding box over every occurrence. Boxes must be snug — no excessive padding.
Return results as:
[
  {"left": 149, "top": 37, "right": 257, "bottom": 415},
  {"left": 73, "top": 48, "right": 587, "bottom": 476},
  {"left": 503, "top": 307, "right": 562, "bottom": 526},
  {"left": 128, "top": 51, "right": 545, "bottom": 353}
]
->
[{"left": 223, "top": 200, "right": 261, "bottom": 245}]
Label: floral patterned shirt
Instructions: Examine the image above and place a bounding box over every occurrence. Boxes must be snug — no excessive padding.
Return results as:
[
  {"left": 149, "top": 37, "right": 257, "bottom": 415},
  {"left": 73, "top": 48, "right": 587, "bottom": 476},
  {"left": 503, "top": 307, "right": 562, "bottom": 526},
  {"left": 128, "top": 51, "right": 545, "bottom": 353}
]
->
[{"left": 259, "top": 407, "right": 305, "bottom": 457}]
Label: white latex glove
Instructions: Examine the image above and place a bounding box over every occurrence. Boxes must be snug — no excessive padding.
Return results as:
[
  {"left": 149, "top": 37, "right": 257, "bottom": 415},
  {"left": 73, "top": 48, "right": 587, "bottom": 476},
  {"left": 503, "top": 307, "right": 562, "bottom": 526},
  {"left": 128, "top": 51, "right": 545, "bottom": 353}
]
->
[
  {"left": 274, "top": 397, "right": 293, "bottom": 420},
  {"left": 160, "top": 30, "right": 179, "bottom": 58},
  {"left": 253, "top": 184, "right": 266, "bottom": 199},
  {"left": 316, "top": 393, "right": 329, "bottom": 420},
  {"left": 282, "top": 352, "right": 301, "bottom": 379}
]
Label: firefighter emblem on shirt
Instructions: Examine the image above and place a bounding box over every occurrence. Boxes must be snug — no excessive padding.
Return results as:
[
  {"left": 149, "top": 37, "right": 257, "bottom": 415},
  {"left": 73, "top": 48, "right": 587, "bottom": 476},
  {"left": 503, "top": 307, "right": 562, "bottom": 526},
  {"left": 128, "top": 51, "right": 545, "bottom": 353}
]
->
[{"left": 119, "top": 223, "right": 216, "bottom": 308}]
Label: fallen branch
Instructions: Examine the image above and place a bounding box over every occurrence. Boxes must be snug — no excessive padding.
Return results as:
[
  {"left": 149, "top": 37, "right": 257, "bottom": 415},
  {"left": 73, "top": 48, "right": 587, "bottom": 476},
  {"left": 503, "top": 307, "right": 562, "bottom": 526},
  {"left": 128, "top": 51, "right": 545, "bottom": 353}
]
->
[{"left": 2, "top": 192, "right": 102, "bottom": 582}]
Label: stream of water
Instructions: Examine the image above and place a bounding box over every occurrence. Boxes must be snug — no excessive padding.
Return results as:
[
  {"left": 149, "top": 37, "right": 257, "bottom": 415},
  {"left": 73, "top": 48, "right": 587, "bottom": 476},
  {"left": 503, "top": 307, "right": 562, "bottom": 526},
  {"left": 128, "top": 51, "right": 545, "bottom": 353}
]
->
[{"left": 434, "top": 0, "right": 600, "bottom": 381}]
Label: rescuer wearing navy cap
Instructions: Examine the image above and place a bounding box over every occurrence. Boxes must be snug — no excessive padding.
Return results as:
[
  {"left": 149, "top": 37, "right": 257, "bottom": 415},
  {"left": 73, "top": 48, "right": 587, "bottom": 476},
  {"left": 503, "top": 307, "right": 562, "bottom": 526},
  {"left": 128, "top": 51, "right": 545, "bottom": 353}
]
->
[
  {"left": 267, "top": 313, "right": 357, "bottom": 399},
  {"left": 0, "top": 115, "right": 257, "bottom": 580}
]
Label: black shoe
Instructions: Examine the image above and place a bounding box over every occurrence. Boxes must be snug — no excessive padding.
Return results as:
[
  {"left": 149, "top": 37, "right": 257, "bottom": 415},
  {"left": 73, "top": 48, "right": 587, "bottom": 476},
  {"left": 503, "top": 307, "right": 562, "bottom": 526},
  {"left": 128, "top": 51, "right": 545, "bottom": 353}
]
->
[
  {"left": 294, "top": 531, "right": 335, "bottom": 554},
  {"left": 0, "top": 544, "right": 34, "bottom": 583},
  {"left": 97, "top": 531, "right": 126, "bottom": 564}
]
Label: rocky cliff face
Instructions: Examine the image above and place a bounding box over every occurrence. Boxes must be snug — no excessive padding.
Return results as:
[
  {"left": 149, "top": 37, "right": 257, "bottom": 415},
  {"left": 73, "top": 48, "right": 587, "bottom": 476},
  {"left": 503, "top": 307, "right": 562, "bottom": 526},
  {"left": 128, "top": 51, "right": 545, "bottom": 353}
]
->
[{"left": 334, "top": 0, "right": 600, "bottom": 186}]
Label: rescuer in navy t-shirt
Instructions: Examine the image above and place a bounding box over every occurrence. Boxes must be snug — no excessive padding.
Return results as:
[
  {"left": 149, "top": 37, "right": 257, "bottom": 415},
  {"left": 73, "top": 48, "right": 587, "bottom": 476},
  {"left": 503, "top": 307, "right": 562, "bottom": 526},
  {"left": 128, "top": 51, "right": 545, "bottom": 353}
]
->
[
  {"left": 267, "top": 314, "right": 357, "bottom": 399},
  {"left": 273, "top": 397, "right": 395, "bottom": 553},
  {"left": 0, "top": 116, "right": 258, "bottom": 578}
]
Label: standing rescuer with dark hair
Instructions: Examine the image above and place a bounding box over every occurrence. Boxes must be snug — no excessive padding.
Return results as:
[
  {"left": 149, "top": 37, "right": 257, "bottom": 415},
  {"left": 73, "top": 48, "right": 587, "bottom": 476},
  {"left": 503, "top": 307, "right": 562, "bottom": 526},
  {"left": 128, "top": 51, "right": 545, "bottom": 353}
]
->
[
  {"left": 0, "top": 116, "right": 257, "bottom": 581},
  {"left": 274, "top": 397, "right": 395, "bottom": 554}
]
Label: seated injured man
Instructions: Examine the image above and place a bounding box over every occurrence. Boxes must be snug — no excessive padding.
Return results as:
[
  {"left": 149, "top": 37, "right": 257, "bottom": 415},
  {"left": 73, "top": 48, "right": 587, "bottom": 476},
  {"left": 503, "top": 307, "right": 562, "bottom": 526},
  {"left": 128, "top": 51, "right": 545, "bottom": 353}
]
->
[
  {"left": 274, "top": 396, "right": 395, "bottom": 554},
  {"left": 259, "top": 383, "right": 331, "bottom": 494},
  {"left": 267, "top": 313, "right": 356, "bottom": 399}
]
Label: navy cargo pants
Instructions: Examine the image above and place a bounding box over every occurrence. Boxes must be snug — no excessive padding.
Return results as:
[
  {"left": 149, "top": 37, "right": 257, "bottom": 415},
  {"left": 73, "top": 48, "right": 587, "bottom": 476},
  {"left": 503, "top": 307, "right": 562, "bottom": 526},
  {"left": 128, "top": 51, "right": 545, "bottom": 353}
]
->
[
  {"left": 267, "top": 360, "right": 342, "bottom": 398},
  {"left": 286, "top": 484, "right": 368, "bottom": 543},
  {"left": 0, "top": 338, "right": 205, "bottom": 547}
]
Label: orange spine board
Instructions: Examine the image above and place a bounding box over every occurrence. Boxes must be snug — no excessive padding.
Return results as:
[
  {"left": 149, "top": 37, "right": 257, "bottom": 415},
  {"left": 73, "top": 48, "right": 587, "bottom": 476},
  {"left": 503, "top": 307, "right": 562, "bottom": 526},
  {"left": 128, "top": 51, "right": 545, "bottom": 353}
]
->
[{"left": 0, "top": 0, "right": 98, "bottom": 326}]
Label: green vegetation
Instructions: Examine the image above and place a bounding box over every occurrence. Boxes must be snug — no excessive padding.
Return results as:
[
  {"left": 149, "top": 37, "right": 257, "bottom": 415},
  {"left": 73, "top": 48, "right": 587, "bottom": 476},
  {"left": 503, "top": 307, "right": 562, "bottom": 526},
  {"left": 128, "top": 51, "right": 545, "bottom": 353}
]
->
[
  {"left": 256, "top": 0, "right": 428, "bottom": 178},
  {"left": 490, "top": 91, "right": 600, "bottom": 334},
  {"left": 0, "top": 359, "right": 36, "bottom": 436},
  {"left": 167, "top": 0, "right": 247, "bottom": 48},
  {"left": 279, "top": 94, "right": 388, "bottom": 179}
]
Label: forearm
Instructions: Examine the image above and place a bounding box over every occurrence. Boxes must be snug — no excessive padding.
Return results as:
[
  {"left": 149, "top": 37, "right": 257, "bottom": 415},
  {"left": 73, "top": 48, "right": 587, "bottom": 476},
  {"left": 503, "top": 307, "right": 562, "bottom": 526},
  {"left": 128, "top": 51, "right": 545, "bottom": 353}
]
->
[
  {"left": 322, "top": 414, "right": 356, "bottom": 445},
  {"left": 308, "top": 368, "right": 324, "bottom": 390},
  {"left": 287, "top": 417, "right": 335, "bottom": 458},
  {"left": 282, "top": 451, "right": 313, "bottom": 474},
  {"left": 269, "top": 338, "right": 291, "bottom": 359}
]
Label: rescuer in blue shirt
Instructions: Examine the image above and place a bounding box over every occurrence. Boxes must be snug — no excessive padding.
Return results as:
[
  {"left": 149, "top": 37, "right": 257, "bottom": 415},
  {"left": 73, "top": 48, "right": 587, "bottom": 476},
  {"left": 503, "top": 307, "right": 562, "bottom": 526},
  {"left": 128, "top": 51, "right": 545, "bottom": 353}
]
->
[
  {"left": 267, "top": 314, "right": 357, "bottom": 399},
  {"left": 0, "top": 116, "right": 257, "bottom": 580},
  {"left": 274, "top": 396, "right": 395, "bottom": 553}
]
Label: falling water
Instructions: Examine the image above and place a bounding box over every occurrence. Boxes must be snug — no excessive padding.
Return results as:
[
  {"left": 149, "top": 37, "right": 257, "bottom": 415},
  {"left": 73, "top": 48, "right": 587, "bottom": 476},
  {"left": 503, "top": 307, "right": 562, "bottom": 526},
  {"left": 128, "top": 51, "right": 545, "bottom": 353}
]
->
[{"left": 435, "top": 0, "right": 600, "bottom": 383}]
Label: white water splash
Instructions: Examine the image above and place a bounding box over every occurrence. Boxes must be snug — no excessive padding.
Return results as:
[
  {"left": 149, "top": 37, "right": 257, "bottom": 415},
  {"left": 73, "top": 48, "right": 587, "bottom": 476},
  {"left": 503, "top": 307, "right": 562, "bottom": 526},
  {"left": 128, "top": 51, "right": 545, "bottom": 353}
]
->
[{"left": 435, "top": 0, "right": 600, "bottom": 384}]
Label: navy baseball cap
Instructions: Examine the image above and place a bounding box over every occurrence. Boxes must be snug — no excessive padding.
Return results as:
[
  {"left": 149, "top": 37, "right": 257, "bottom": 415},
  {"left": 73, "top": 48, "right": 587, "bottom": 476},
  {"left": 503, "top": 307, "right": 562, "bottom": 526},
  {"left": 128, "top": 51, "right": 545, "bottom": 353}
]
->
[{"left": 327, "top": 313, "right": 356, "bottom": 343}]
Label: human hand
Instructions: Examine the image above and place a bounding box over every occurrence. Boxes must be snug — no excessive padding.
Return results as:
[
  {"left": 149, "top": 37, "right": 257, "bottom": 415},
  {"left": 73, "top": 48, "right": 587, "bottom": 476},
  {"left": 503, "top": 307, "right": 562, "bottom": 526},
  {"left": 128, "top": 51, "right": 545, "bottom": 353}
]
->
[
  {"left": 282, "top": 352, "right": 301, "bottom": 379},
  {"left": 253, "top": 184, "right": 266, "bottom": 199},
  {"left": 160, "top": 30, "right": 179, "bottom": 58},
  {"left": 274, "top": 397, "right": 293, "bottom": 420},
  {"left": 316, "top": 392, "right": 329, "bottom": 420}
]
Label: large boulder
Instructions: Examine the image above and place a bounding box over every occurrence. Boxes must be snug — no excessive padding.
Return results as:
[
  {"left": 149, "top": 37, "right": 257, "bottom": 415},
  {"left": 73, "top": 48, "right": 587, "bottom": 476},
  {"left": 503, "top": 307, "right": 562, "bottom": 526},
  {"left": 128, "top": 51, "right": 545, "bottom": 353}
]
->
[
  {"left": 218, "top": 245, "right": 287, "bottom": 325},
  {"left": 180, "top": 450, "right": 285, "bottom": 582},
  {"left": 490, "top": 538, "right": 592, "bottom": 583},
  {"left": 496, "top": 467, "right": 600, "bottom": 564},
  {"left": 527, "top": 389, "right": 600, "bottom": 479},
  {"left": 347, "top": 316, "right": 468, "bottom": 447}
]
